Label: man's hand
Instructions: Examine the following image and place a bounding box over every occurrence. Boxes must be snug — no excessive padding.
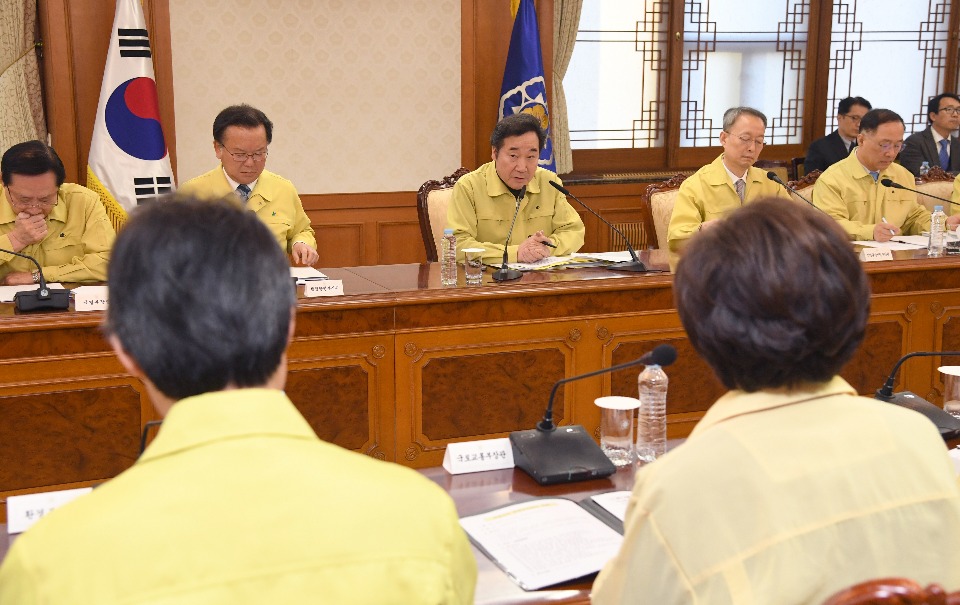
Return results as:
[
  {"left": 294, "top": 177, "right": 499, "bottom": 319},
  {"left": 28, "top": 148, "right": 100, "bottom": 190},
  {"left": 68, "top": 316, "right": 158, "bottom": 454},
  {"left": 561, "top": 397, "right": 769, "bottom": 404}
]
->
[
  {"left": 291, "top": 242, "right": 319, "bottom": 266},
  {"left": 3, "top": 271, "right": 34, "bottom": 285},
  {"left": 517, "top": 231, "right": 552, "bottom": 263},
  {"left": 8, "top": 212, "right": 47, "bottom": 251},
  {"left": 873, "top": 221, "right": 899, "bottom": 242},
  {"left": 699, "top": 219, "right": 721, "bottom": 232},
  {"left": 947, "top": 214, "right": 960, "bottom": 231}
]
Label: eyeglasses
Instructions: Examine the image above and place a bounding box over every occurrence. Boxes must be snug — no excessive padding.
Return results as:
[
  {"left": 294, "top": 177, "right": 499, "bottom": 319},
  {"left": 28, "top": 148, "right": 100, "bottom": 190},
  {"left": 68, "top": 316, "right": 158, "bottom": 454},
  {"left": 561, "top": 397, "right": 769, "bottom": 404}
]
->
[
  {"left": 726, "top": 132, "right": 766, "bottom": 147},
  {"left": 873, "top": 140, "right": 905, "bottom": 153},
  {"left": 6, "top": 188, "right": 59, "bottom": 209},
  {"left": 219, "top": 145, "right": 269, "bottom": 163},
  {"left": 938, "top": 107, "right": 960, "bottom": 116},
  {"left": 840, "top": 114, "right": 864, "bottom": 123}
]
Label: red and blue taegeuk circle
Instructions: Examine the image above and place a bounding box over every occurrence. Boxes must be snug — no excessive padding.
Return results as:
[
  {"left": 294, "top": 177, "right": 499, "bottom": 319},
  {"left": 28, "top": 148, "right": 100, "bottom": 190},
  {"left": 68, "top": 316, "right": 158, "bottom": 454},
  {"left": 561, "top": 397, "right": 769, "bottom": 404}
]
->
[{"left": 105, "top": 77, "right": 167, "bottom": 160}]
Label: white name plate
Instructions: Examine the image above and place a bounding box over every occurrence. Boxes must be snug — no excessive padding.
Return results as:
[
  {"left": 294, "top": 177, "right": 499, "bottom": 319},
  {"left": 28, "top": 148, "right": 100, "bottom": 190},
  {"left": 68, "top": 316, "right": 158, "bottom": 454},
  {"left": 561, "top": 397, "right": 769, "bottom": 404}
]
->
[
  {"left": 73, "top": 285, "right": 109, "bottom": 311},
  {"left": 859, "top": 248, "right": 893, "bottom": 262},
  {"left": 303, "top": 279, "right": 344, "bottom": 297},
  {"left": 8, "top": 487, "right": 93, "bottom": 534},
  {"left": 443, "top": 437, "right": 515, "bottom": 475}
]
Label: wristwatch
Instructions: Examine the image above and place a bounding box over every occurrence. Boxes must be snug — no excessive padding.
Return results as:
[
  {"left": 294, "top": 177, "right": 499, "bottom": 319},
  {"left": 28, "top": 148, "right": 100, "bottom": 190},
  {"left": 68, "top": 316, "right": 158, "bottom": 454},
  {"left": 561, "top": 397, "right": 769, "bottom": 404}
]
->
[{"left": 31, "top": 270, "right": 40, "bottom": 284}]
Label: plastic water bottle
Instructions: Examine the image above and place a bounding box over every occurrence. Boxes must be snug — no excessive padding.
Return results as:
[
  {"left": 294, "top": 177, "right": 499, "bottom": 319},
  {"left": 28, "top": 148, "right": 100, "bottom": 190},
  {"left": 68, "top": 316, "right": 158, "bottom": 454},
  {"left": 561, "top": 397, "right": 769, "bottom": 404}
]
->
[
  {"left": 919, "top": 161, "right": 930, "bottom": 177},
  {"left": 440, "top": 228, "right": 458, "bottom": 286},
  {"left": 637, "top": 364, "right": 668, "bottom": 464},
  {"left": 929, "top": 205, "right": 946, "bottom": 257}
]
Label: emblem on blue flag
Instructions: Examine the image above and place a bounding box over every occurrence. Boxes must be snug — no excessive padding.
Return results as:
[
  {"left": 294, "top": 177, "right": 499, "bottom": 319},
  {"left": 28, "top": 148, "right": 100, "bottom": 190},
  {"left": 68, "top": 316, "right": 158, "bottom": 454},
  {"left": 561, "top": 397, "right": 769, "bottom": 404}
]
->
[{"left": 498, "top": 0, "right": 555, "bottom": 172}]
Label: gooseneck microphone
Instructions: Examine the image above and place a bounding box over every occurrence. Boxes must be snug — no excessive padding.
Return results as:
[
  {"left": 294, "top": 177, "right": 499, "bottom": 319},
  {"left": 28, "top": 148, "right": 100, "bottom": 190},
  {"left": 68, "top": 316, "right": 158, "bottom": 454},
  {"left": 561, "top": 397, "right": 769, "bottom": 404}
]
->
[
  {"left": 875, "top": 350, "right": 960, "bottom": 440},
  {"left": 510, "top": 343, "right": 678, "bottom": 485},
  {"left": 765, "top": 171, "right": 824, "bottom": 212},
  {"left": 880, "top": 178, "right": 960, "bottom": 210},
  {"left": 549, "top": 181, "right": 648, "bottom": 272},
  {"left": 492, "top": 188, "right": 525, "bottom": 282},
  {"left": 0, "top": 247, "right": 69, "bottom": 312}
]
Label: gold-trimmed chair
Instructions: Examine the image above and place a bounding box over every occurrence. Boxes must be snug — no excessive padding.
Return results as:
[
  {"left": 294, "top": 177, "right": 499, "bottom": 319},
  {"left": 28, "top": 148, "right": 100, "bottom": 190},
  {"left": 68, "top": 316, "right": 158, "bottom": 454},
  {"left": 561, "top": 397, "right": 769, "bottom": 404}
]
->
[
  {"left": 822, "top": 577, "right": 960, "bottom": 605},
  {"left": 416, "top": 168, "right": 469, "bottom": 262},
  {"left": 643, "top": 173, "right": 689, "bottom": 250},
  {"left": 786, "top": 169, "right": 822, "bottom": 207},
  {"left": 915, "top": 166, "right": 956, "bottom": 214}
]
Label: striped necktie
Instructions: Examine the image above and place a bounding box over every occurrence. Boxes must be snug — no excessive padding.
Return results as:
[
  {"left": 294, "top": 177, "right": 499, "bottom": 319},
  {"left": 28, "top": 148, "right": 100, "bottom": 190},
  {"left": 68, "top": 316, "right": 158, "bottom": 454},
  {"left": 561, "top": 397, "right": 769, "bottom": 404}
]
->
[{"left": 735, "top": 179, "right": 745, "bottom": 203}]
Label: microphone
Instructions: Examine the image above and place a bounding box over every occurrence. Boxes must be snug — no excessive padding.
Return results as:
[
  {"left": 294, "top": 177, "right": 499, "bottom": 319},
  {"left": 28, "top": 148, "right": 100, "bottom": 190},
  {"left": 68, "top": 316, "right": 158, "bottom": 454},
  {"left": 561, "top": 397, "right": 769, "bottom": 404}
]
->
[
  {"left": 766, "top": 171, "right": 824, "bottom": 212},
  {"left": 0, "top": 247, "right": 69, "bottom": 312},
  {"left": 880, "top": 178, "right": 960, "bottom": 210},
  {"left": 874, "top": 350, "right": 960, "bottom": 440},
  {"left": 492, "top": 188, "right": 525, "bottom": 282},
  {"left": 510, "top": 344, "right": 678, "bottom": 485},
  {"left": 549, "top": 181, "right": 648, "bottom": 272}
]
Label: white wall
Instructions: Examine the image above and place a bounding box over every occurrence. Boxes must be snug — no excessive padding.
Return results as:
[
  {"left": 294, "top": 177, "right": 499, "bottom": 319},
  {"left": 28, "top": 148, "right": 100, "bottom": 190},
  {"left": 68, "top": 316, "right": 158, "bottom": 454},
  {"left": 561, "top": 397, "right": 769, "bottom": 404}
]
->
[{"left": 169, "top": 0, "right": 461, "bottom": 193}]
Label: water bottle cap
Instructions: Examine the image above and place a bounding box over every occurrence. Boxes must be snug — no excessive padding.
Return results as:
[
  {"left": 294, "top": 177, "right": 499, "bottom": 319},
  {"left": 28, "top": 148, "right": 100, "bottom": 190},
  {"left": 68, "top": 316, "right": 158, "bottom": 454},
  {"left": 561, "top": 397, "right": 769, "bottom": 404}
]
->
[
  {"left": 935, "top": 205, "right": 944, "bottom": 212},
  {"left": 443, "top": 228, "right": 454, "bottom": 235}
]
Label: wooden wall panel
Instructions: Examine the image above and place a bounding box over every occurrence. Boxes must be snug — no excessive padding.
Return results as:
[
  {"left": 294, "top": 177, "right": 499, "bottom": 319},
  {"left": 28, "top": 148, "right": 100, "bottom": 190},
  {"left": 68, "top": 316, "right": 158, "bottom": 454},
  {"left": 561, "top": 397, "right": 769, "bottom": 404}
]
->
[
  {"left": 313, "top": 224, "right": 363, "bottom": 268},
  {"left": 378, "top": 221, "right": 424, "bottom": 265}
]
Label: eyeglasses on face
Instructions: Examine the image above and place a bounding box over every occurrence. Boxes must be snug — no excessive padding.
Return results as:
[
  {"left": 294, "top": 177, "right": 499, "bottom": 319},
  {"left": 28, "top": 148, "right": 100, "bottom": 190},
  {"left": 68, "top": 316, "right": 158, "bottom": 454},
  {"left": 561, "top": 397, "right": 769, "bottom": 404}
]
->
[
  {"left": 938, "top": 107, "right": 960, "bottom": 116},
  {"left": 841, "top": 114, "right": 864, "bottom": 123},
  {"left": 219, "top": 145, "right": 269, "bottom": 163},
  {"left": 725, "top": 132, "right": 766, "bottom": 147},
  {"left": 6, "top": 188, "right": 59, "bottom": 209},
  {"left": 873, "top": 140, "right": 904, "bottom": 153}
]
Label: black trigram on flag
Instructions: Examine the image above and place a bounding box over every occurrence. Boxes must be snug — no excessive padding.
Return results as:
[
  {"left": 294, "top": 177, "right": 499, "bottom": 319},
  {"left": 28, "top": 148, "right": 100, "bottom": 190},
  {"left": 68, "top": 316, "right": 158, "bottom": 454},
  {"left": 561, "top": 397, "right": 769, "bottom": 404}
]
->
[
  {"left": 133, "top": 176, "right": 172, "bottom": 205},
  {"left": 118, "top": 28, "right": 151, "bottom": 58}
]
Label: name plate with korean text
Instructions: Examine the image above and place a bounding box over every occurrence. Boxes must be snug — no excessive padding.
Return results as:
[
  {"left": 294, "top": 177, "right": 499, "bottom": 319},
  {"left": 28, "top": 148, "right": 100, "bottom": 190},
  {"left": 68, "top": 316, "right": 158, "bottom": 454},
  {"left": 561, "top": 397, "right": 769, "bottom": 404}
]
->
[
  {"left": 303, "top": 279, "right": 344, "bottom": 297},
  {"left": 8, "top": 487, "right": 93, "bottom": 534},
  {"left": 73, "top": 285, "right": 109, "bottom": 311},
  {"left": 443, "top": 437, "right": 515, "bottom": 475},
  {"left": 859, "top": 248, "right": 893, "bottom": 262}
]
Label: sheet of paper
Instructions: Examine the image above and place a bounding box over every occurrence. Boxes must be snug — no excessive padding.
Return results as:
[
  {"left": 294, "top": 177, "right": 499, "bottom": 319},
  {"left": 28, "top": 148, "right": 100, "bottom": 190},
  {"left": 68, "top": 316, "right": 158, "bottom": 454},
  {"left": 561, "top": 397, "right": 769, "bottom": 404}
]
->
[
  {"left": 289, "top": 267, "right": 328, "bottom": 284},
  {"left": 460, "top": 498, "right": 623, "bottom": 590},
  {"left": 0, "top": 284, "right": 66, "bottom": 303},
  {"left": 854, "top": 237, "right": 926, "bottom": 251},
  {"left": 575, "top": 251, "right": 635, "bottom": 263},
  {"left": 589, "top": 490, "right": 632, "bottom": 523},
  {"left": 505, "top": 255, "right": 599, "bottom": 271}
]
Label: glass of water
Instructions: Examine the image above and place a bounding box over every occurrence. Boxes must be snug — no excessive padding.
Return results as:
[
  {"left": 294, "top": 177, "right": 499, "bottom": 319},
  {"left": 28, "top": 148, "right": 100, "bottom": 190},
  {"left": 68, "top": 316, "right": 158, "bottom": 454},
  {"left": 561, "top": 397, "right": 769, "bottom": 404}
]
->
[{"left": 595, "top": 396, "right": 640, "bottom": 467}]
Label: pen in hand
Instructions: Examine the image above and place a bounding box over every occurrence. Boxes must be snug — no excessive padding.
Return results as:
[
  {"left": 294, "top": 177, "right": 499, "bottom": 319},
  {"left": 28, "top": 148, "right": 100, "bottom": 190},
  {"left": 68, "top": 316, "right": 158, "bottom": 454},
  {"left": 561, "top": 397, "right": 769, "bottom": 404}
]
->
[
  {"left": 528, "top": 234, "right": 557, "bottom": 248},
  {"left": 881, "top": 216, "right": 895, "bottom": 236}
]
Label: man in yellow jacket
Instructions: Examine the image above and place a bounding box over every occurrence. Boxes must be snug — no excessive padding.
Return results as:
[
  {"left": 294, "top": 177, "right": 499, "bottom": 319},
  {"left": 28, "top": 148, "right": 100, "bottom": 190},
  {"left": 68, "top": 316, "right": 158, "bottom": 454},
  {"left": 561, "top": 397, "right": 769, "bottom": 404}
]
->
[
  {"left": 814, "top": 108, "right": 960, "bottom": 240},
  {"left": 178, "top": 104, "right": 319, "bottom": 265},
  {"left": 0, "top": 196, "right": 476, "bottom": 604}
]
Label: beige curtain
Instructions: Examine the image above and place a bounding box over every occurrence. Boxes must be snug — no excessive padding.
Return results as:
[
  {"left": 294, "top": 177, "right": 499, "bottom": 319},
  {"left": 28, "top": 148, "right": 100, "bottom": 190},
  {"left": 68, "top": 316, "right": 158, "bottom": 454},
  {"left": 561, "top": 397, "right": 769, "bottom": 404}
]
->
[
  {"left": 552, "top": 0, "right": 582, "bottom": 175},
  {"left": 0, "top": 0, "right": 46, "bottom": 153}
]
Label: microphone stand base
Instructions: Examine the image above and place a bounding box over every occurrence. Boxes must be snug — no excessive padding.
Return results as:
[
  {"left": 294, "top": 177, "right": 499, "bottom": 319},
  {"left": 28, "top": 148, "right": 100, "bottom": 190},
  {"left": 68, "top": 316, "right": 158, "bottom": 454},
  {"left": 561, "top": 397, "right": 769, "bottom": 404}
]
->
[
  {"left": 509, "top": 425, "right": 617, "bottom": 485},
  {"left": 14, "top": 289, "right": 70, "bottom": 312},
  {"left": 492, "top": 267, "right": 523, "bottom": 282},
  {"left": 875, "top": 390, "right": 960, "bottom": 441},
  {"left": 606, "top": 261, "right": 649, "bottom": 272}
]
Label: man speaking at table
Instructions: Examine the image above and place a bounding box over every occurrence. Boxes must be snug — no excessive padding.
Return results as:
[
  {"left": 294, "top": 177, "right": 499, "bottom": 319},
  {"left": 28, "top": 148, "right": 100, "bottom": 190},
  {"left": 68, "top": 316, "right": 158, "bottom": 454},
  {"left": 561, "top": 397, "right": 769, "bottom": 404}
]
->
[
  {"left": 178, "top": 104, "right": 319, "bottom": 266},
  {"left": 0, "top": 141, "right": 114, "bottom": 284},
  {"left": 0, "top": 197, "right": 476, "bottom": 604},
  {"left": 447, "top": 112, "right": 584, "bottom": 264}
]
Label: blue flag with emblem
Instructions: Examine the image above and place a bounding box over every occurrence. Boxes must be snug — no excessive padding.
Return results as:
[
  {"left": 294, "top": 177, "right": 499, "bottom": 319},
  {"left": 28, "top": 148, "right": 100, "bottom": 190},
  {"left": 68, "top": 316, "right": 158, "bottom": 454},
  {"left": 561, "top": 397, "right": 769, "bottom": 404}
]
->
[{"left": 498, "top": 0, "right": 555, "bottom": 172}]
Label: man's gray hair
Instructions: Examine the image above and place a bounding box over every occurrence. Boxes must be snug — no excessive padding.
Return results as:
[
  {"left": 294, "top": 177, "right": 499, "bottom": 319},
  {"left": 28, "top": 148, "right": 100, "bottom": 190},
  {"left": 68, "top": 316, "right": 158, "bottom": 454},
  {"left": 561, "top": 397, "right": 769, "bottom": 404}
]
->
[{"left": 722, "top": 107, "right": 768, "bottom": 131}]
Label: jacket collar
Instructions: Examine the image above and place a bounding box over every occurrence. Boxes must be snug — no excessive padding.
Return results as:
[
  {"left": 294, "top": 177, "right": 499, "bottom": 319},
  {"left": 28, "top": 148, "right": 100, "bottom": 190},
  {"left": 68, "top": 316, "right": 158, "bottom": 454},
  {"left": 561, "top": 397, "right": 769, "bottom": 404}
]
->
[
  {"left": 138, "top": 389, "right": 318, "bottom": 464},
  {"left": 482, "top": 161, "right": 542, "bottom": 199}
]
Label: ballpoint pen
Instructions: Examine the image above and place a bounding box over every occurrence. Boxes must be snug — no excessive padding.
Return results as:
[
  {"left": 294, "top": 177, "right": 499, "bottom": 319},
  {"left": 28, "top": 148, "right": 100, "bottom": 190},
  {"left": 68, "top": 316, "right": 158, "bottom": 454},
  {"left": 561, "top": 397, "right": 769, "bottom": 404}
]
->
[{"left": 881, "top": 216, "right": 895, "bottom": 236}]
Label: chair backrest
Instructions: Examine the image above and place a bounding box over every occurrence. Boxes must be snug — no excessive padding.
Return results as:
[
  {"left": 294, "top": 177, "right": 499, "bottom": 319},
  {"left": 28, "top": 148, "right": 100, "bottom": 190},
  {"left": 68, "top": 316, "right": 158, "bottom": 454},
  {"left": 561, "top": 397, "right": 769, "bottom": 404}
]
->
[
  {"left": 787, "top": 169, "right": 822, "bottom": 206},
  {"left": 417, "top": 168, "right": 469, "bottom": 262},
  {"left": 821, "top": 577, "right": 960, "bottom": 605},
  {"left": 643, "top": 173, "right": 689, "bottom": 249},
  {"left": 915, "top": 166, "right": 956, "bottom": 214},
  {"left": 755, "top": 158, "right": 797, "bottom": 184},
  {"left": 792, "top": 156, "right": 806, "bottom": 180}
]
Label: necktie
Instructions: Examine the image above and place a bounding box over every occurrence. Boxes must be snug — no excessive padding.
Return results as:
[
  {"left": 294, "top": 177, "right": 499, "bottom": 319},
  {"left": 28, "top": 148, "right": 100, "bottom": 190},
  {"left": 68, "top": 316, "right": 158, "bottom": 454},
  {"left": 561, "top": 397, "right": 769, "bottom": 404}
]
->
[
  {"left": 735, "top": 179, "right": 745, "bottom": 203},
  {"left": 236, "top": 183, "right": 251, "bottom": 204},
  {"left": 940, "top": 139, "right": 950, "bottom": 171},
  {"left": 868, "top": 171, "right": 879, "bottom": 182}
]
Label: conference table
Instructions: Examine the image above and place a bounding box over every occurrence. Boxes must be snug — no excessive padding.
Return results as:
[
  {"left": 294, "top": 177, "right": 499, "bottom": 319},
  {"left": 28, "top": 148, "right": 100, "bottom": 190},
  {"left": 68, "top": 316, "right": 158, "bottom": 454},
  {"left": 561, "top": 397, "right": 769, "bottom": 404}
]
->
[{"left": 3, "top": 248, "right": 960, "bottom": 528}]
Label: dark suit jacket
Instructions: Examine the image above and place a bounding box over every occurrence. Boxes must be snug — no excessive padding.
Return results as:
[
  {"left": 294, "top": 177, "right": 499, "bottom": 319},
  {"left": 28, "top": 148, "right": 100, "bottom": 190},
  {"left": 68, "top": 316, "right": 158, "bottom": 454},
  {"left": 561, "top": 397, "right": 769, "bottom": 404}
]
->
[
  {"left": 804, "top": 130, "right": 853, "bottom": 173},
  {"left": 899, "top": 126, "right": 960, "bottom": 176}
]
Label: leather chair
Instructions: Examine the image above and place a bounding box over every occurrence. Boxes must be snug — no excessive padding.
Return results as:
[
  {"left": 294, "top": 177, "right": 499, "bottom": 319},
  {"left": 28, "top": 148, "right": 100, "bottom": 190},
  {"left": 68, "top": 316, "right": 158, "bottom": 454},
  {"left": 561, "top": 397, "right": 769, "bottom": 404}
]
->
[
  {"left": 787, "top": 169, "right": 822, "bottom": 207},
  {"left": 416, "top": 168, "right": 469, "bottom": 262},
  {"left": 643, "top": 173, "right": 689, "bottom": 249},
  {"left": 822, "top": 577, "right": 960, "bottom": 605}
]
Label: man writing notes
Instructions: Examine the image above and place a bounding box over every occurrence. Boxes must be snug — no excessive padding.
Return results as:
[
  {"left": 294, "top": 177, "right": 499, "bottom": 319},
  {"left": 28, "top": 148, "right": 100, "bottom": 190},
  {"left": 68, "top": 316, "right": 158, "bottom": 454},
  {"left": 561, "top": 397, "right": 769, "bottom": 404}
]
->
[
  {"left": 0, "top": 197, "right": 477, "bottom": 604},
  {"left": 899, "top": 92, "right": 960, "bottom": 176},
  {"left": 593, "top": 200, "right": 960, "bottom": 605},
  {"left": 0, "top": 141, "right": 115, "bottom": 284},
  {"left": 447, "top": 112, "right": 584, "bottom": 263},
  {"left": 666, "top": 107, "right": 791, "bottom": 252},
  {"left": 813, "top": 108, "right": 960, "bottom": 241},
  {"left": 804, "top": 96, "right": 872, "bottom": 173},
  {"left": 178, "top": 104, "right": 319, "bottom": 266}
]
